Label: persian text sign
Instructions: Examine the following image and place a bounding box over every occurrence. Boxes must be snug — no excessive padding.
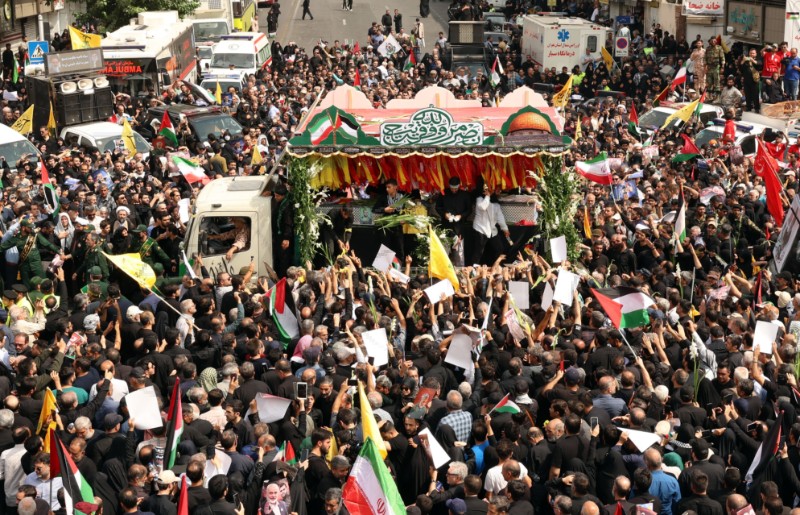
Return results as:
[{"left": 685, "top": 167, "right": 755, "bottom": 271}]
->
[
  {"left": 683, "top": 0, "right": 724, "bottom": 16},
  {"left": 380, "top": 106, "right": 483, "bottom": 147}
]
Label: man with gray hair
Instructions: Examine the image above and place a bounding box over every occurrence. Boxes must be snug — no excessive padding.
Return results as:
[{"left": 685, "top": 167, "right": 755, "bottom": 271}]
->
[
  {"left": 176, "top": 298, "right": 196, "bottom": 347},
  {"left": 324, "top": 487, "right": 346, "bottom": 515},
  {"left": 367, "top": 391, "right": 392, "bottom": 422},
  {"left": 318, "top": 455, "right": 351, "bottom": 496},
  {"left": 439, "top": 390, "right": 472, "bottom": 442},
  {"left": 428, "top": 461, "right": 468, "bottom": 503},
  {"left": 17, "top": 496, "right": 36, "bottom": 515},
  {"left": 233, "top": 361, "right": 269, "bottom": 407}
]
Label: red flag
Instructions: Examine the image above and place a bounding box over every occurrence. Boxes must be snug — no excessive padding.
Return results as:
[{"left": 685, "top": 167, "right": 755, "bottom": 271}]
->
[
  {"left": 177, "top": 477, "right": 189, "bottom": 515},
  {"left": 754, "top": 139, "right": 785, "bottom": 226},
  {"left": 353, "top": 41, "right": 360, "bottom": 54},
  {"left": 629, "top": 103, "right": 639, "bottom": 126},
  {"left": 680, "top": 134, "right": 701, "bottom": 155},
  {"left": 353, "top": 70, "right": 361, "bottom": 89}
]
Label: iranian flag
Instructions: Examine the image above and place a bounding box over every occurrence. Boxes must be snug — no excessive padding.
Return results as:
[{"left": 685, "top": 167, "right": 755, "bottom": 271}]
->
[
  {"left": 492, "top": 393, "right": 521, "bottom": 414},
  {"left": 309, "top": 113, "right": 340, "bottom": 145},
  {"left": 41, "top": 162, "right": 59, "bottom": 217},
  {"left": 159, "top": 110, "right": 178, "bottom": 147},
  {"left": 404, "top": 50, "right": 417, "bottom": 72},
  {"left": 672, "top": 134, "right": 702, "bottom": 163},
  {"left": 490, "top": 56, "right": 504, "bottom": 87},
  {"left": 576, "top": 152, "right": 612, "bottom": 185},
  {"left": 343, "top": 437, "right": 407, "bottom": 515},
  {"left": 172, "top": 156, "right": 210, "bottom": 185},
  {"left": 590, "top": 287, "right": 655, "bottom": 329},
  {"left": 674, "top": 187, "right": 687, "bottom": 241},
  {"left": 51, "top": 430, "right": 94, "bottom": 515},
  {"left": 268, "top": 278, "right": 300, "bottom": 341},
  {"left": 671, "top": 65, "right": 687, "bottom": 88},
  {"left": 164, "top": 378, "right": 183, "bottom": 470}
]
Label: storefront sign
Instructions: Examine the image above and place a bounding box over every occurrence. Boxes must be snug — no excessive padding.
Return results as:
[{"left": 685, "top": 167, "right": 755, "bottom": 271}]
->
[
  {"left": 380, "top": 106, "right": 483, "bottom": 147},
  {"left": 683, "top": 0, "right": 724, "bottom": 16}
]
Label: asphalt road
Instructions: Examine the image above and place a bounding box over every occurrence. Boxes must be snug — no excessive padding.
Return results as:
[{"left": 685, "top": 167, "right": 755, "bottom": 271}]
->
[{"left": 262, "top": 0, "right": 450, "bottom": 52}]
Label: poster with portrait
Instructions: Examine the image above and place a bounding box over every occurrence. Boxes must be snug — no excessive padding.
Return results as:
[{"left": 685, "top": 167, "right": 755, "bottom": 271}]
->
[{"left": 773, "top": 195, "right": 800, "bottom": 273}]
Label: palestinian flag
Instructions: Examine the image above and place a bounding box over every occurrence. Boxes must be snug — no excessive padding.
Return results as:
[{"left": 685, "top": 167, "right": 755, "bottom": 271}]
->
[
  {"left": 404, "top": 50, "right": 417, "bottom": 72},
  {"left": 490, "top": 56, "right": 503, "bottom": 88},
  {"left": 177, "top": 477, "right": 189, "bottom": 515},
  {"left": 164, "top": 378, "right": 183, "bottom": 470},
  {"left": 674, "top": 187, "right": 687, "bottom": 241},
  {"left": 339, "top": 115, "right": 359, "bottom": 141},
  {"left": 653, "top": 84, "right": 670, "bottom": 107},
  {"left": 268, "top": 278, "right": 300, "bottom": 342},
  {"left": 343, "top": 437, "right": 406, "bottom": 515},
  {"left": 694, "top": 91, "right": 706, "bottom": 118},
  {"left": 627, "top": 103, "right": 640, "bottom": 139},
  {"left": 280, "top": 440, "right": 297, "bottom": 465},
  {"left": 629, "top": 103, "right": 639, "bottom": 126},
  {"left": 41, "top": 162, "right": 59, "bottom": 218},
  {"left": 353, "top": 70, "right": 361, "bottom": 90},
  {"left": 671, "top": 65, "right": 687, "bottom": 89},
  {"left": 309, "top": 113, "right": 340, "bottom": 145},
  {"left": 51, "top": 430, "right": 94, "bottom": 515},
  {"left": 590, "top": 287, "right": 655, "bottom": 329},
  {"left": 492, "top": 393, "right": 521, "bottom": 414},
  {"left": 172, "top": 156, "right": 210, "bottom": 185},
  {"left": 672, "top": 134, "right": 702, "bottom": 162},
  {"left": 158, "top": 110, "right": 178, "bottom": 147},
  {"left": 575, "top": 152, "right": 612, "bottom": 185},
  {"left": 746, "top": 410, "right": 783, "bottom": 482}
]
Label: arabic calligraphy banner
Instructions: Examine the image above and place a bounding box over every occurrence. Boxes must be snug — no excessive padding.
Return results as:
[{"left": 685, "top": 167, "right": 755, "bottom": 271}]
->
[{"left": 683, "top": 0, "right": 724, "bottom": 16}]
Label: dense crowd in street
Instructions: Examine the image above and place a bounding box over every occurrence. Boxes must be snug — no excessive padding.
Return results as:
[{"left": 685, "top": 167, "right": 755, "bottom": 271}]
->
[{"left": 0, "top": 1, "right": 795, "bottom": 515}]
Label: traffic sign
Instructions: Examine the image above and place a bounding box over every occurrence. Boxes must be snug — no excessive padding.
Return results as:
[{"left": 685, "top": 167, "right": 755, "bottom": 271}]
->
[
  {"left": 27, "top": 41, "right": 49, "bottom": 65},
  {"left": 615, "top": 36, "right": 629, "bottom": 57}
]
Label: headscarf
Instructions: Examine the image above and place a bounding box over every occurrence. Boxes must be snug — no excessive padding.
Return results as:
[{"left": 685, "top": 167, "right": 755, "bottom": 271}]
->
[
  {"left": 197, "top": 367, "right": 219, "bottom": 393},
  {"left": 55, "top": 213, "right": 74, "bottom": 249}
]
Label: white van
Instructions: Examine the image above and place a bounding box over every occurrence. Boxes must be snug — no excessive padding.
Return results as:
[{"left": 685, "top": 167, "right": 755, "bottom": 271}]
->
[
  {"left": 200, "top": 71, "right": 248, "bottom": 95},
  {"left": 0, "top": 124, "right": 41, "bottom": 170},
  {"left": 208, "top": 32, "right": 272, "bottom": 77},
  {"left": 60, "top": 122, "right": 152, "bottom": 160},
  {"left": 694, "top": 119, "right": 776, "bottom": 157}
]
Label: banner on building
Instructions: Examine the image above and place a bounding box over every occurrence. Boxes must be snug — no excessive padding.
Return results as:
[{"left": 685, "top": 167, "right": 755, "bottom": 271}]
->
[{"left": 683, "top": 0, "right": 724, "bottom": 16}]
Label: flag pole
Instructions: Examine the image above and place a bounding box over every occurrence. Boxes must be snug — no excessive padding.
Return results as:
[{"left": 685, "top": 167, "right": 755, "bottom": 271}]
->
[{"left": 618, "top": 329, "right": 637, "bottom": 357}]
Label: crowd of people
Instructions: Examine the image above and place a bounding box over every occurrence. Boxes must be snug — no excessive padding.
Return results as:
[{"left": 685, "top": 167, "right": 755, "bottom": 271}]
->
[{"left": 0, "top": 1, "right": 796, "bottom": 515}]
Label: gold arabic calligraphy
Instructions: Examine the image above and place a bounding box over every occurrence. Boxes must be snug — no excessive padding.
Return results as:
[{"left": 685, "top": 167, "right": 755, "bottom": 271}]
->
[{"left": 380, "top": 106, "right": 484, "bottom": 146}]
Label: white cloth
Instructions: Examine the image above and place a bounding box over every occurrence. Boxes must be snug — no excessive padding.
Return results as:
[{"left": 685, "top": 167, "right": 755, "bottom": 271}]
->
[
  {"left": 199, "top": 405, "right": 227, "bottom": 429},
  {"left": 177, "top": 315, "right": 195, "bottom": 348},
  {"left": 484, "top": 462, "right": 529, "bottom": 494},
  {"left": 472, "top": 196, "right": 508, "bottom": 238}
]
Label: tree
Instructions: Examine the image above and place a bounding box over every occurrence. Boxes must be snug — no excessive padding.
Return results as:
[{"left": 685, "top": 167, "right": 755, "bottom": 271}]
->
[{"left": 81, "top": 0, "right": 200, "bottom": 32}]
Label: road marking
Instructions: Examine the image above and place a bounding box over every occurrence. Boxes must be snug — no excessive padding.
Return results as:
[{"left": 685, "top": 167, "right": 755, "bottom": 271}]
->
[{"left": 343, "top": 19, "right": 347, "bottom": 25}]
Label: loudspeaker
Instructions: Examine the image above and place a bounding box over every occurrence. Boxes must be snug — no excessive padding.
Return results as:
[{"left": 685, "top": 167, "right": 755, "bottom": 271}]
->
[
  {"left": 95, "top": 88, "right": 114, "bottom": 120},
  {"left": 56, "top": 92, "right": 82, "bottom": 126}
]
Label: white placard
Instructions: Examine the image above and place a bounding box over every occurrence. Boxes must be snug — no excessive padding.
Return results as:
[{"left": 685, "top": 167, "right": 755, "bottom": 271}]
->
[
  {"left": 509, "top": 281, "right": 530, "bottom": 309},
  {"left": 388, "top": 268, "right": 410, "bottom": 284},
  {"left": 550, "top": 236, "right": 567, "bottom": 263},
  {"left": 418, "top": 427, "right": 452, "bottom": 467},
  {"left": 372, "top": 244, "right": 396, "bottom": 272},
  {"left": 254, "top": 394, "right": 293, "bottom": 423},
  {"left": 542, "top": 282, "right": 554, "bottom": 310},
  {"left": 178, "top": 198, "right": 191, "bottom": 224},
  {"left": 445, "top": 334, "right": 474, "bottom": 370},
  {"left": 554, "top": 270, "right": 580, "bottom": 306},
  {"left": 754, "top": 320, "right": 779, "bottom": 354},
  {"left": 124, "top": 386, "right": 162, "bottom": 430},
  {"left": 362, "top": 328, "right": 390, "bottom": 368},
  {"left": 424, "top": 279, "right": 455, "bottom": 303},
  {"left": 204, "top": 452, "right": 232, "bottom": 485},
  {"left": 619, "top": 427, "right": 661, "bottom": 452}
]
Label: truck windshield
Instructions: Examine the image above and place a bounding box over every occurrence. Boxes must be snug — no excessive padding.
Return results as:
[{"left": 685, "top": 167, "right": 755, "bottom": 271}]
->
[
  {"left": 194, "top": 21, "right": 230, "bottom": 42},
  {"left": 190, "top": 115, "right": 244, "bottom": 141},
  {"left": 96, "top": 133, "right": 151, "bottom": 153},
  {"left": 0, "top": 139, "right": 39, "bottom": 167},
  {"left": 210, "top": 53, "right": 255, "bottom": 69}
]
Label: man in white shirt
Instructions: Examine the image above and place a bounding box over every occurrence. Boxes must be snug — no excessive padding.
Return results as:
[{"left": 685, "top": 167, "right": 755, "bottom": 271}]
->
[
  {"left": 0, "top": 427, "right": 28, "bottom": 509},
  {"left": 89, "top": 360, "right": 129, "bottom": 402},
  {"left": 471, "top": 185, "right": 509, "bottom": 265},
  {"left": 176, "top": 299, "right": 197, "bottom": 348}
]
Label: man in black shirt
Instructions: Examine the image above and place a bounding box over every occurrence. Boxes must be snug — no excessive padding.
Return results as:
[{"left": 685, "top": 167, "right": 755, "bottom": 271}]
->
[{"left": 676, "top": 471, "right": 723, "bottom": 515}]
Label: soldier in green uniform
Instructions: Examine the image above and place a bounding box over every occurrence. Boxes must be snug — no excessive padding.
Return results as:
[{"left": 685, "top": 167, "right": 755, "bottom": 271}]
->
[
  {"left": 72, "top": 233, "right": 110, "bottom": 286},
  {"left": 0, "top": 219, "right": 62, "bottom": 287},
  {"left": 130, "top": 225, "right": 171, "bottom": 271},
  {"left": 83, "top": 266, "right": 109, "bottom": 299},
  {"left": 153, "top": 262, "right": 183, "bottom": 293},
  {"left": 705, "top": 37, "right": 725, "bottom": 100}
]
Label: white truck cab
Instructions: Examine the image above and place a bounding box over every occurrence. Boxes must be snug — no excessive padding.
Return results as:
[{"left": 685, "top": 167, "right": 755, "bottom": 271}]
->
[{"left": 183, "top": 176, "right": 274, "bottom": 280}]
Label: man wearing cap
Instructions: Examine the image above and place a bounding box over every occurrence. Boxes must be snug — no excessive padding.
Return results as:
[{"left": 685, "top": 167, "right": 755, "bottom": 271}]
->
[
  {"left": 147, "top": 470, "right": 180, "bottom": 515},
  {"left": 0, "top": 218, "right": 62, "bottom": 288},
  {"left": 704, "top": 37, "right": 725, "bottom": 99},
  {"left": 129, "top": 224, "right": 171, "bottom": 271},
  {"left": 72, "top": 232, "right": 110, "bottom": 287},
  {"left": 81, "top": 266, "right": 110, "bottom": 300}
]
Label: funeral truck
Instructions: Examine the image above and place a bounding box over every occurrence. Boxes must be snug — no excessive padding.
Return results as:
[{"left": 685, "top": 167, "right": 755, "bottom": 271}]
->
[{"left": 521, "top": 14, "right": 611, "bottom": 71}]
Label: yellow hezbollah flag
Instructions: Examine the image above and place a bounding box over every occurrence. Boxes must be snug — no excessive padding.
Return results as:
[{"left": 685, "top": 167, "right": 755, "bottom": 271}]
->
[
  {"left": 215, "top": 81, "right": 222, "bottom": 104},
  {"left": 583, "top": 205, "right": 592, "bottom": 239},
  {"left": 252, "top": 145, "right": 262, "bottom": 165},
  {"left": 11, "top": 105, "right": 34, "bottom": 134},
  {"left": 325, "top": 428, "right": 338, "bottom": 466},
  {"left": 121, "top": 118, "right": 138, "bottom": 154},
  {"left": 69, "top": 26, "right": 101, "bottom": 49},
  {"left": 660, "top": 98, "right": 700, "bottom": 130},
  {"left": 37, "top": 389, "right": 58, "bottom": 450},
  {"left": 359, "top": 381, "right": 387, "bottom": 459},
  {"left": 102, "top": 252, "right": 156, "bottom": 289},
  {"left": 551, "top": 75, "right": 574, "bottom": 108},
  {"left": 429, "top": 226, "right": 460, "bottom": 291},
  {"left": 47, "top": 103, "right": 57, "bottom": 134},
  {"left": 601, "top": 46, "right": 614, "bottom": 71}
]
